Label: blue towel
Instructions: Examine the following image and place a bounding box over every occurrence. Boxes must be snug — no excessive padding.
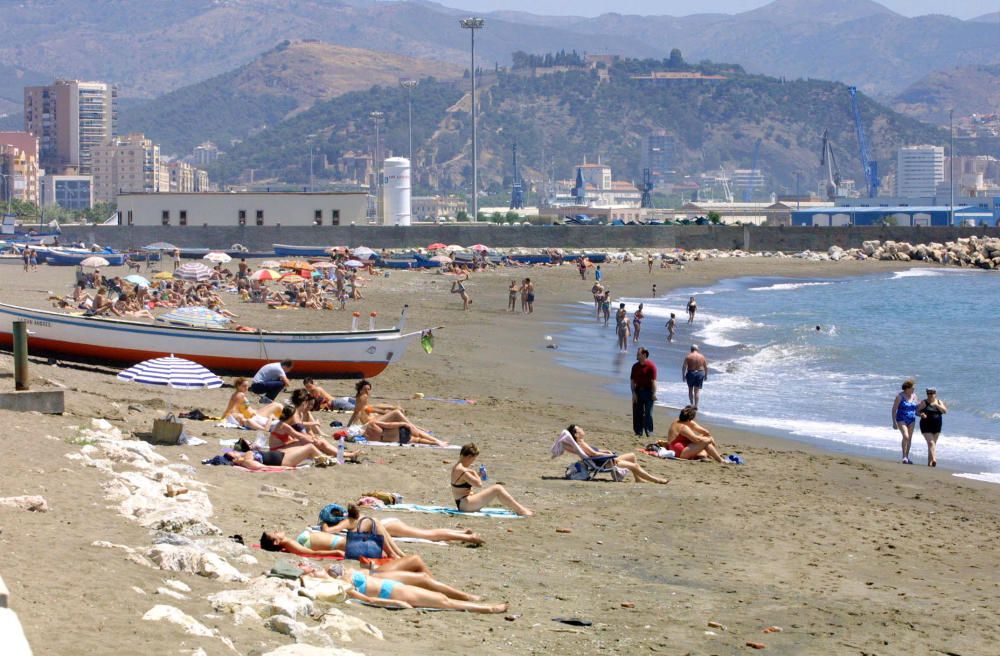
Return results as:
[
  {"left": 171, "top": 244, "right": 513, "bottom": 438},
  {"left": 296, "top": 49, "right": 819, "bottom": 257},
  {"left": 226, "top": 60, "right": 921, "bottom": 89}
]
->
[
  {"left": 382, "top": 503, "right": 522, "bottom": 518},
  {"left": 725, "top": 454, "right": 745, "bottom": 465}
]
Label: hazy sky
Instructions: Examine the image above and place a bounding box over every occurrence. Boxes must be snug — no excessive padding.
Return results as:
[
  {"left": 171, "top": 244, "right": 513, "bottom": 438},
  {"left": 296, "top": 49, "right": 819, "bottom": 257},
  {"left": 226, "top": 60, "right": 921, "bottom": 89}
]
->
[{"left": 437, "top": 1, "right": 997, "bottom": 20}]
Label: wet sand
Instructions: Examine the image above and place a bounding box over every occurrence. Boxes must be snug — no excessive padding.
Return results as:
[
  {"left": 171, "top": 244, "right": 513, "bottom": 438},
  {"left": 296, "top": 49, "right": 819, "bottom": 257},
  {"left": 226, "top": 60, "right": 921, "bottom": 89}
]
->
[{"left": 1, "top": 256, "right": 998, "bottom": 655}]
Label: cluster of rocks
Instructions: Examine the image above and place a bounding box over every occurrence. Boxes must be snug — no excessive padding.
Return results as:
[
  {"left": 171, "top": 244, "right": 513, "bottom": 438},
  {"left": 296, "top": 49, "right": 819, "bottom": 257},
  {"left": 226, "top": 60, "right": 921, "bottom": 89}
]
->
[
  {"left": 856, "top": 237, "right": 1000, "bottom": 269},
  {"left": 68, "top": 418, "right": 380, "bottom": 654}
]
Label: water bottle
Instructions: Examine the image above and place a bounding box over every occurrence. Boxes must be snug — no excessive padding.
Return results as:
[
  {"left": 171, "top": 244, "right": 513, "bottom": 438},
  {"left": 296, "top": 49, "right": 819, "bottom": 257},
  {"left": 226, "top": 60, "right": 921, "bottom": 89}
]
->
[
  {"left": 478, "top": 464, "right": 488, "bottom": 481},
  {"left": 336, "top": 435, "right": 346, "bottom": 465}
]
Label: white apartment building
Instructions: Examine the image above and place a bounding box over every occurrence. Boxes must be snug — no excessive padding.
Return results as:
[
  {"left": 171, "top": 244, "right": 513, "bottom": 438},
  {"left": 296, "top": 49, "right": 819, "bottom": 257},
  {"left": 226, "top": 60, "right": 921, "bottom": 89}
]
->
[
  {"left": 24, "top": 80, "right": 116, "bottom": 175},
  {"left": 896, "top": 145, "right": 944, "bottom": 198},
  {"left": 91, "top": 133, "right": 161, "bottom": 203}
]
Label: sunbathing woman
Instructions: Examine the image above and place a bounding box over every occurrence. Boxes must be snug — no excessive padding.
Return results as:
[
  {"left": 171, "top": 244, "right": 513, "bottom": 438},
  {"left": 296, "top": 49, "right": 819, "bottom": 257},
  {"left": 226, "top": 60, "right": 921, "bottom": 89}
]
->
[
  {"left": 297, "top": 562, "right": 483, "bottom": 603},
  {"left": 559, "top": 425, "right": 668, "bottom": 484},
  {"left": 223, "top": 444, "right": 328, "bottom": 470},
  {"left": 303, "top": 378, "right": 335, "bottom": 410},
  {"left": 348, "top": 379, "right": 402, "bottom": 425},
  {"left": 259, "top": 522, "right": 406, "bottom": 559},
  {"left": 222, "top": 378, "right": 281, "bottom": 430},
  {"left": 290, "top": 389, "right": 329, "bottom": 437},
  {"left": 323, "top": 563, "right": 505, "bottom": 613},
  {"left": 660, "top": 405, "right": 724, "bottom": 462},
  {"left": 450, "top": 443, "right": 534, "bottom": 516},
  {"left": 320, "top": 503, "right": 483, "bottom": 546},
  {"left": 270, "top": 405, "right": 358, "bottom": 459}
]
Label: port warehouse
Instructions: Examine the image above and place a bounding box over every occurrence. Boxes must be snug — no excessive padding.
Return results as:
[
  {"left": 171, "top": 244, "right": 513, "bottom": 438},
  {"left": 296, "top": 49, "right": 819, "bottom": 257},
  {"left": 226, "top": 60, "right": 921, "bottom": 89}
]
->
[
  {"left": 114, "top": 192, "right": 369, "bottom": 227},
  {"left": 791, "top": 203, "right": 1000, "bottom": 227}
]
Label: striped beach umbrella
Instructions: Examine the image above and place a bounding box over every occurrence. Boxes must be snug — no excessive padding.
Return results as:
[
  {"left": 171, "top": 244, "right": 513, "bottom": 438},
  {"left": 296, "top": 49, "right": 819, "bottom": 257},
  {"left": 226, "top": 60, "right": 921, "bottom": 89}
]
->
[
  {"left": 117, "top": 355, "right": 223, "bottom": 390},
  {"left": 158, "top": 306, "right": 231, "bottom": 329},
  {"left": 80, "top": 256, "right": 110, "bottom": 268},
  {"left": 124, "top": 274, "right": 151, "bottom": 287},
  {"left": 174, "top": 262, "right": 213, "bottom": 281},
  {"left": 203, "top": 251, "right": 232, "bottom": 263},
  {"left": 251, "top": 268, "right": 279, "bottom": 282},
  {"left": 352, "top": 246, "right": 376, "bottom": 260}
]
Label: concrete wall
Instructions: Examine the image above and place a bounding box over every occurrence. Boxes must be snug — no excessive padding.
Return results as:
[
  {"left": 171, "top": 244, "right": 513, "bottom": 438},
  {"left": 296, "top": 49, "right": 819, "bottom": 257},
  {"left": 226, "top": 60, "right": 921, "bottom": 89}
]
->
[
  {"left": 116, "top": 192, "right": 368, "bottom": 227},
  {"left": 58, "top": 224, "right": 1000, "bottom": 254}
]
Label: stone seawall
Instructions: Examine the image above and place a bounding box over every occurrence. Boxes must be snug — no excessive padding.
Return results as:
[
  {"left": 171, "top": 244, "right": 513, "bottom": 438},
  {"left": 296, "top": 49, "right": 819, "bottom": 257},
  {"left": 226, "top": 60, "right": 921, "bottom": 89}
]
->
[{"left": 58, "top": 224, "right": 1000, "bottom": 253}]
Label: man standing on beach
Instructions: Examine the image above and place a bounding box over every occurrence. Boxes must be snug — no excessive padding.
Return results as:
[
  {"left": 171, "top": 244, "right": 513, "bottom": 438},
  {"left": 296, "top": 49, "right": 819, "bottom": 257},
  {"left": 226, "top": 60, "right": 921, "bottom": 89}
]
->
[
  {"left": 681, "top": 345, "right": 708, "bottom": 407},
  {"left": 250, "top": 359, "right": 294, "bottom": 402},
  {"left": 630, "top": 347, "right": 657, "bottom": 438}
]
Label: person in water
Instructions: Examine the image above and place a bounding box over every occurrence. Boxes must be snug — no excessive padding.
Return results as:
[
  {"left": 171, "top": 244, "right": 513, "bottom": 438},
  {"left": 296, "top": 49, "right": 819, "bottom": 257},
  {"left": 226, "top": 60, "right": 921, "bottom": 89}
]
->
[{"left": 891, "top": 380, "right": 919, "bottom": 465}]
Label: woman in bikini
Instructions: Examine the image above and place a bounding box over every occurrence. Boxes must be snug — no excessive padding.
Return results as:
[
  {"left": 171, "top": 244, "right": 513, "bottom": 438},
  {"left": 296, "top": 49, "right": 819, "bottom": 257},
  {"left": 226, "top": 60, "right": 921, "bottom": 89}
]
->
[
  {"left": 451, "top": 272, "right": 471, "bottom": 311},
  {"left": 508, "top": 280, "right": 520, "bottom": 312},
  {"left": 222, "top": 378, "right": 281, "bottom": 429},
  {"left": 259, "top": 522, "right": 406, "bottom": 559},
  {"left": 632, "top": 303, "right": 644, "bottom": 342},
  {"left": 320, "top": 503, "right": 483, "bottom": 546},
  {"left": 558, "top": 425, "right": 667, "bottom": 484},
  {"left": 324, "top": 563, "right": 506, "bottom": 612},
  {"left": 303, "top": 378, "right": 335, "bottom": 410},
  {"left": 660, "top": 406, "right": 724, "bottom": 462},
  {"left": 347, "top": 381, "right": 444, "bottom": 446},
  {"left": 450, "top": 444, "right": 533, "bottom": 516},
  {"left": 223, "top": 444, "right": 328, "bottom": 470},
  {"left": 269, "top": 405, "right": 348, "bottom": 457},
  {"left": 615, "top": 303, "right": 630, "bottom": 352}
]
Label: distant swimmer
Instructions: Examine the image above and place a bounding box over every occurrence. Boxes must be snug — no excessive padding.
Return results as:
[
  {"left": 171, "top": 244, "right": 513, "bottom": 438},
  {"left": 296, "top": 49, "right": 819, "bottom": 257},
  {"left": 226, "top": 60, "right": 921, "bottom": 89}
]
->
[
  {"left": 632, "top": 303, "right": 644, "bottom": 342},
  {"left": 666, "top": 313, "right": 676, "bottom": 343},
  {"left": 686, "top": 296, "right": 697, "bottom": 324},
  {"left": 652, "top": 284, "right": 657, "bottom": 298},
  {"left": 601, "top": 291, "right": 611, "bottom": 327},
  {"left": 816, "top": 325, "right": 822, "bottom": 332},
  {"left": 681, "top": 345, "right": 708, "bottom": 407},
  {"left": 616, "top": 303, "right": 630, "bottom": 352}
]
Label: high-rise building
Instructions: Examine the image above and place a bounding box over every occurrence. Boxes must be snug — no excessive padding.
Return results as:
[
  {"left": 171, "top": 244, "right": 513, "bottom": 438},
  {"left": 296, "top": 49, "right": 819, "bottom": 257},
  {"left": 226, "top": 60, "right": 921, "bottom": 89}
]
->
[
  {"left": 642, "top": 130, "right": 676, "bottom": 185},
  {"left": 92, "top": 133, "right": 161, "bottom": 203},
  {"left": 167, "top": 160, "right": 196, "bottom": 193},
  {"left": 0, "top": 132, "right": 41, "bottom": 205},
  {"left": 23, "top": 80, "right": 116, "bottom": 175},
  {"left": 896, "top": 145, "right": 944, "bottom": 198},
  {"left": 193, "top": 141, "right": 221, "bottom": 166}
]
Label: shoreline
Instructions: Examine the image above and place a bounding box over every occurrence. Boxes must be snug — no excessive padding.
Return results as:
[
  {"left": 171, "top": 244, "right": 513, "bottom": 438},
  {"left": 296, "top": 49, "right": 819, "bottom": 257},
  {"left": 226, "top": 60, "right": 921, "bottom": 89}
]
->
[{"left": 1, "top": 256, "right": 998, "bottom": 655}]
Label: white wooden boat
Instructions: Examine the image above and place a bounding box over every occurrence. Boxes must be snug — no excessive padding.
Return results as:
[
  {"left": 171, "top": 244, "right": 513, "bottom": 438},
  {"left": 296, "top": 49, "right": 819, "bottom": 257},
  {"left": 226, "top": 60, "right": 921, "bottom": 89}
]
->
[{"left": 0, "top": 303, "right": 423, "bottom": 378}]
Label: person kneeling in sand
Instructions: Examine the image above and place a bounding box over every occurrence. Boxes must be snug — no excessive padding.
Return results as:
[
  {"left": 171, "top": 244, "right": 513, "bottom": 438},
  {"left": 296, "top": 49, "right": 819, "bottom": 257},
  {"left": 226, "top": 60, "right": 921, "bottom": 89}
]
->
[
  {"left": 554, "top": 425, "right": 667, "bottom": 484},
  {"left": 660, "top": 405, "right": 724, "bottom": 463},
  {"left": 319, "top": 563, "right": 505, "bottom": 612},
  {"left": 451, "top": 443, "right": 534, "bottom": 516},
  {"left": 320, "top": 503, "right": 483, "bottom": 546}
]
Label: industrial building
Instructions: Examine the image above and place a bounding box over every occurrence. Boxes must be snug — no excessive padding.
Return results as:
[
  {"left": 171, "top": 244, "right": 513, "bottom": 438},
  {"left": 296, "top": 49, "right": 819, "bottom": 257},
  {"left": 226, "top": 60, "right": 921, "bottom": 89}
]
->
[
  {"left": 115, "top": 192, "right": 368, "bottom": 227},
  {"left": 791, "top": 202, "right": 1000, "bottom": 227}
]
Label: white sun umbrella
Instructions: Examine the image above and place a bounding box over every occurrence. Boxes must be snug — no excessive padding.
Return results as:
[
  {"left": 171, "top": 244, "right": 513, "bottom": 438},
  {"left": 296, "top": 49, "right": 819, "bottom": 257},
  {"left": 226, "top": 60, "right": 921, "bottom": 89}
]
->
[
  {"left": 352, "top": 246, "right": 376, "bottom": 260},
  {"left": 430, "top": 255, "right": 452, "bottom": 263},
  {"left": 344, "top": 259, "right": 364, "bottom": 268},
  {"left": 203, "top": 251, "right": 232, "bottom": 264},
  {"left": 157, "top": 306, "right": 231, "bottom": 329},
  {"left": 261, "top": 259, "right": 281, "bottom": 269},
  {"left": 446, "top": 244, "right": 467, "bottom": 252},
  {"left": 174, "top": 261, "right": 213, "bottom": 281},
  {"left": 80, "top": 256, "right": 110, "bottom": 268},
  {"left": 142, "top": 242, "right": 178, "bottom": 251},
  {"left": 117, "top": 355, "right": 223, "bottom": 417}
]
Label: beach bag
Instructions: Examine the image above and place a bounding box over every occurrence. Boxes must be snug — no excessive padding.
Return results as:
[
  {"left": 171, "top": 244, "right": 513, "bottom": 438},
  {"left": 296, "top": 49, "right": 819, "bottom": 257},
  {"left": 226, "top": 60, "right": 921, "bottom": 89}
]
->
[
  {"left": 345, "top": 517, "right": 384, "bottom": 561},
  {"left": 397, "top": 426, "right": 412, "bottom": 445},
  {"left": 318, "top": 503, "right": 347, "bottom": 526},
  {"left": 565, "top": 461, "right": 590, "bottom": 481}
]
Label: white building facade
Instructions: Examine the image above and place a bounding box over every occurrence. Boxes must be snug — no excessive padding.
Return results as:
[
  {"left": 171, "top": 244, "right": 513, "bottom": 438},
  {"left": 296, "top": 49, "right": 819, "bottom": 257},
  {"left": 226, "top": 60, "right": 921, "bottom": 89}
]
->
[
  {"left": 116, "top": 192, "right": 368, "bottom": 227},
  {"left": 896, "top": 145, "right": 944, "bottom": 198}
]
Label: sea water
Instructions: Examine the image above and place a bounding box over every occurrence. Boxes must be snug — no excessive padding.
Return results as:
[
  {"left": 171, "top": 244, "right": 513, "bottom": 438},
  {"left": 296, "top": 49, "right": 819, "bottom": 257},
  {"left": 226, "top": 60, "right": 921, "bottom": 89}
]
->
[{"left": 554, "top": 268, "right": 1000, "bottom": 483}]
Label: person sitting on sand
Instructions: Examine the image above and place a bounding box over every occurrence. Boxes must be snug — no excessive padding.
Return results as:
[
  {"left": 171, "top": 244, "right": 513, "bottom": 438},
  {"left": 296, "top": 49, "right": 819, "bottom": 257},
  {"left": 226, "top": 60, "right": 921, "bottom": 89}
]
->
[
  {"left": 450, "top": 443, "right": 533, "bottom": 516},
  {"left": 297, "top": 562, "right": 487, "bottom": 605},
  {"left": 223, "top": 444, "right": 330, "bottom": 470},
  {"left": 554, "top": 425, "right": 668, "bottom": 484},
  {"left": 320, "top": 563, "right": 507, "bottom": 613},
  {"left": 348, "top": 381, "right": 447, "bottom": 446},
  {"left": 320, "top": 503, "right": 483, "bottom": 546},
  {"left": 303, "top": 378, "right": 336, "bottom": 410},
  {"left": 348, "top": 379, "right": 402, "bottom": 425},
  {"left": 259, "top": 522, "right": 406, "bottom": 559},
  {"left": 270, "top": 405, "right": 358, "bottom": 458},
  {"left": 222, "top": 378, "right": 282, "bottom": 429},
  {"left": 659, "top": 405, "right": 724, "bottom": 463}
]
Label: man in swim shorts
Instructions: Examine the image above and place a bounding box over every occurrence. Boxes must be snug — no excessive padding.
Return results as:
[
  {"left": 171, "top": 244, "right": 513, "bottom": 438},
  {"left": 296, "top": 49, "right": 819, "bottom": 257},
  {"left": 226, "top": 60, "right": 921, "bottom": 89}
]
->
[{"left": 681, "top": 345, "right": 708, "bottom": 407}]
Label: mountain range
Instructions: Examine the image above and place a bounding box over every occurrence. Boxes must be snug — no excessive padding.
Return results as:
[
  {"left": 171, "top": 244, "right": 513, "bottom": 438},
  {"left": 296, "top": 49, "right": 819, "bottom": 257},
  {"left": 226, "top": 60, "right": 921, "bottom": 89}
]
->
[
  {"left": 0, "top": 0, "right": 997, "bottom": 105},
  {"left": 892, "top": 65, "right": 1000, "bottom": 125}
]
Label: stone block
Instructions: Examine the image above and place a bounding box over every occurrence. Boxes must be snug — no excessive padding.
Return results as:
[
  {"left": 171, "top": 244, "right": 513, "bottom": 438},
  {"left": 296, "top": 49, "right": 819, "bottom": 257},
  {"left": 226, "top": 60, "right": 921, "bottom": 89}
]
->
[
  {"left": 0, "top": 390, "right": 64, "bottom": 414},
  {"left": 0, "top": 607, "right": 33, "bottom": 656}
]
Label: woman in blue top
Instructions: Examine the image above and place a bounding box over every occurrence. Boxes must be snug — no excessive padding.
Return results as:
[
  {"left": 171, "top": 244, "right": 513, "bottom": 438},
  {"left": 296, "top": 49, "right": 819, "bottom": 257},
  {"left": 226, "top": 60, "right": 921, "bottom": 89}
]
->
[
  {"left": 891, "top": 380, "right": 919, "bottom": 464},
  {"left": 323, "top": 563, "right": 507, "bottom": 613}
]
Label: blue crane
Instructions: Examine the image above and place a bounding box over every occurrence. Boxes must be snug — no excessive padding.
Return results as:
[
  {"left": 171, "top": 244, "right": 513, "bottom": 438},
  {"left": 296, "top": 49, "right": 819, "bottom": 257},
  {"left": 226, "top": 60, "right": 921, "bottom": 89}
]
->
[
  {"left": 848, "top": 86, "right": 880, "bottom": 198},
  {"left": 742, "top": 138, "right": 762, "bottom": 202},
  {"left": 509, "top": 140, "right": 525, "bottom": 209}
]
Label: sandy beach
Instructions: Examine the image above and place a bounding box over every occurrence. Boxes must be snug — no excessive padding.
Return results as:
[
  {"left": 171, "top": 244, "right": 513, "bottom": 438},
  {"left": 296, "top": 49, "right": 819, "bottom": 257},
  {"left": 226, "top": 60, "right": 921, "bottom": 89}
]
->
[{"left": 1, "top": 256, "right": 998, "bottom": 655}]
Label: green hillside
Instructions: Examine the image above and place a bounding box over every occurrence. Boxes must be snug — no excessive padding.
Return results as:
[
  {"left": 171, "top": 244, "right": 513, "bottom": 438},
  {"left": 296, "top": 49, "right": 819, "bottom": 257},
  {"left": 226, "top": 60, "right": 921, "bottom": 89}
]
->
[{"left": 207, "top": 55, "right": 945, "bottom": 194}]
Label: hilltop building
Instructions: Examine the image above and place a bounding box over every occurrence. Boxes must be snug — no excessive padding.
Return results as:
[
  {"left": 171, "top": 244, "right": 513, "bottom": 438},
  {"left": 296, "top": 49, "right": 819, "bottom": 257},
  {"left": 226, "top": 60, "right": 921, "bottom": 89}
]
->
[
  {"left": 92, "top": 133, "right": 161, "bottom": 203},
  {"left": 24, "top": 80, "right": 116, "bottom": 175},
  {"left": 193, "top": 141, "right": 222, "bottom": 165},
  {"left": 896, "top": 145, "right": 944, "bottom": 197},
  {"left": 0, "top": 132, "right": 41, "bottom": 204}
]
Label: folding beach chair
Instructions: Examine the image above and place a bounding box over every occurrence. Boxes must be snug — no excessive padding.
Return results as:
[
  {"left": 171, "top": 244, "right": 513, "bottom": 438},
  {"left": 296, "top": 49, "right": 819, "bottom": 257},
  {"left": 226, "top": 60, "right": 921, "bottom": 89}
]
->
[{"left": 550, "top": 430, "right": 621, "bottom": 482}]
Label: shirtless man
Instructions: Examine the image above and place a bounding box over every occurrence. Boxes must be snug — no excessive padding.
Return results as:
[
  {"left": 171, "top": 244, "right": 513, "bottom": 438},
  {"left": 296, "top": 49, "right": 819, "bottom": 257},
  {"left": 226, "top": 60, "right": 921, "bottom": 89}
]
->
[
  {"left": 666, "top": 313, "right": 676, "bottom": 343},
  {"left": 681, "top": 345, "right": 708, "bottom": 407},
  {"left": 592, "top": 282, "right": 605, "bottom": 317}
]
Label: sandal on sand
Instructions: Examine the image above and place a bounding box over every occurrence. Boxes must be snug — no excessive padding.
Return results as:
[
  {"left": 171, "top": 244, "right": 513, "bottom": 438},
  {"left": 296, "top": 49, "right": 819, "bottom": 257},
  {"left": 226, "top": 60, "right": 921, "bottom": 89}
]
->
[{"left": 552, "top": 618, "right": 592, "bottom": 627}]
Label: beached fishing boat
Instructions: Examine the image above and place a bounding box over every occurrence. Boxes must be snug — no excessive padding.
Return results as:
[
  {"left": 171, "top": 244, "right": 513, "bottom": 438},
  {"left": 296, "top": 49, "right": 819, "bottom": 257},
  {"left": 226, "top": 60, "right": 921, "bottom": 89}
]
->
[
  {"left": 44, "top": 248, "right": 127, "bottom": 266},
  {"left": 0, "top": 303, "right": 424, "bottom": 377},
  {"left": 273, "top": 243, "right": 332, "bottom": 257}
]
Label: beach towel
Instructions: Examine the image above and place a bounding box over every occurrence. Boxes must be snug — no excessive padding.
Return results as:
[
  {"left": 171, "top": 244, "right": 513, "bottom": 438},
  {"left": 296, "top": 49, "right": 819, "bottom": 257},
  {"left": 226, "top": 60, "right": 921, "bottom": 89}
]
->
[
  {"left": 250, "top": 544, "right": 389, "bottom": 565},
  {"left": 347, "top": 599, "right": 447, "bottom": 611},
  {"left": 362, "top": 442, "right": 460, "bottom": 450},
  {"left": 380, "top": 503, "right": 523, "bottom": 519},
  {"left": 423, "top": 396, "right": 476, "bottom": 405},
  {"left": 216, "top": 417, "right": 250, "bottom": 430}
]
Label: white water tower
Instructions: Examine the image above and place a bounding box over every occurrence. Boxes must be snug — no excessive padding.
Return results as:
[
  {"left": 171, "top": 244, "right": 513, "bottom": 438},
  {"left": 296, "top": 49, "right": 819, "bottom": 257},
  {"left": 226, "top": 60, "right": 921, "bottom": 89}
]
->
[{"left": 382, "top": 157, "right": 411, "bottom": 226}]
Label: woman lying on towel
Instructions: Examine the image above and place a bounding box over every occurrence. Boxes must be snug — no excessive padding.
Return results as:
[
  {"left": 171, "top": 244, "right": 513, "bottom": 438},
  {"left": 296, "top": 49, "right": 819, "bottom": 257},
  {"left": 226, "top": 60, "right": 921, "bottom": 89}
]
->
[
  {"left": 659, "top": 405, "right": 725, "bottom": 463},
  {"left": 556, "top": 425, "right": 668, "bottom": 484},
  {"left": 314, "top": 563, "right": 506, "bottom": 612},
  {"left": 259, "top": 526, "right": 406, "bottom": 559},
  {"left": 450, "top": 443, "right": 534, "bottom": 517},
  {"left": 320, "top": 503, "right": 484, "bottom": 546},
  {"left": 222, "top": 378, "right": 282, "bottom": 429},
  {"left": 360, "top": 419, "right": 449, "bottom": 447},
  {"left": 223, "top": 444, "right": 329, "bottom": 470}
]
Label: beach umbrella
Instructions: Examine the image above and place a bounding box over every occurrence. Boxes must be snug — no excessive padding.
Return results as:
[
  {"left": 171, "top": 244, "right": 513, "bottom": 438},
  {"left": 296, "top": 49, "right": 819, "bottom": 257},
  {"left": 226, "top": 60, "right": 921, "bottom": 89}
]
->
[
  {"left": 203, "top": 251, "right": 232, "bottom": 263},
  {"left": 158, "top": 306, "right": 231, "bottom": 329},
  {"left": 427, "top": 242, "right": 447, "bottom": 251},
  {"left": 153, "top": 271, "right": 174, "bottom": 280},
  {"left": 446, "top": 244, "right": 466, "bottom": 252},
  {"left": 344, "top": 259, "right": 364, "bottom": 268},
  {"left": 80, "top": 256, "right": 110, "bottom": 268},
  {"left": 325, "top": 246, "right": 348, "bottom": 255},
  {"left": 118, "top": 355, "right": 223, "bottom": 419},
  {"left": 312, "top": 261, "right": 336, "bottom": 269},
  {"left": 174, "top": 262, "right": 213, "bottom": 281},
  {"left": 470, "top": 244, "right": 488, "bottom": 252},
  {"left": 352, "top": 246, "right": 376, "bottom": 260},
  {"left": 142, "top": 242, "right": 177, "bottom": 251},
  {"left": 280, "top": 260, "right": 313, "bottom": 271},
  {"left": 261, "top": 259, "right": 281, "bottom": 269},
  {"left": 124, "top": 274, "right": 150, "bottom": 287},
  {"left": 280, "top": 274, "right": 306, "bottom": 284},
  {"left": 251, "top": 268, "right": 279, "bottom": 282},
  {"left": 430, "top": 255, "right": 452, "bottom": 263}
]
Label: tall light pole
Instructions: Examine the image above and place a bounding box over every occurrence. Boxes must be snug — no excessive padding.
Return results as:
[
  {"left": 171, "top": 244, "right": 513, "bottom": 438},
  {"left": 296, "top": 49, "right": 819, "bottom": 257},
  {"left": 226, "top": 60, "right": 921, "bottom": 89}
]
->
[
  {"left": 400, "top": 79, "right": 417, "bottom": 166},
  {"left": 460, "top": 17, "right": 484, "bottom": 221},
  {"left": 309, "top": 146, "right": 316, "bottom": 193},
  {"left": 0, "top": 174, "right": 11, "bottom": 217},
  {"left": 370, "top": 111, "right": 384, "bottom": 221},
  {"left": 949, "top": 108, "right": 955, "bottom": 226}
]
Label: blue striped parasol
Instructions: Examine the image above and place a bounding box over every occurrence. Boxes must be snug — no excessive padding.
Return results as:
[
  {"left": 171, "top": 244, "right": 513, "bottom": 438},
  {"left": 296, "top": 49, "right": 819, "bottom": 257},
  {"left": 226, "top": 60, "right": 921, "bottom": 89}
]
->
[
  {"left": 174, "top": 262, "right": 213, "bottom": 281},
  {"left": 158, "top": 306, "right": 231, "bottom": 329},
  {"left": 117, "top": 355, "right": 223, "bottom": 390}
]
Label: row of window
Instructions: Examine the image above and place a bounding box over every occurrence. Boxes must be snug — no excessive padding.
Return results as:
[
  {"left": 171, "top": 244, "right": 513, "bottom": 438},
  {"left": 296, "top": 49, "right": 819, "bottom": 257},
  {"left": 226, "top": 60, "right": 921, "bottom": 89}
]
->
[{"left": 119, "top": 209, "right": 342, "bottom": 226}]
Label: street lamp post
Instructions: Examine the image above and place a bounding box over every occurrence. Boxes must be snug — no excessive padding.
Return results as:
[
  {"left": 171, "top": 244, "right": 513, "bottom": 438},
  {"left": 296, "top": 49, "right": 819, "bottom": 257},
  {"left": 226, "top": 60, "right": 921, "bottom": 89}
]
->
[
  {"left": 370, "top": 111, "right": 384, "bottom": 221},
  {"left": 949, "top": 108, "right": 955, "bottom": 226},
  {"left": 309, "top": 146, "right": 316, "bottom": 193},
  {"left": 0, "top": 174, "right": 11, "bottom": 216},
  {"left": 460, "top": 17, "right": 484, "bottom": 221},
  {"left": 400, "top": 80, "right": 417, "bottom": 166}
]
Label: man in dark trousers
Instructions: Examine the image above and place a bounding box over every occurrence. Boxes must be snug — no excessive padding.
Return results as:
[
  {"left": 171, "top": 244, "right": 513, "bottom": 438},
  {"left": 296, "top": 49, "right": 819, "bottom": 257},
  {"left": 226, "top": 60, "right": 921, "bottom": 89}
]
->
[
  {"left": 630, "top": 347, "right": 657, "bottom": 437},
  {"left": 250, "top": 359, "right": 294, "bottom": 402}
]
